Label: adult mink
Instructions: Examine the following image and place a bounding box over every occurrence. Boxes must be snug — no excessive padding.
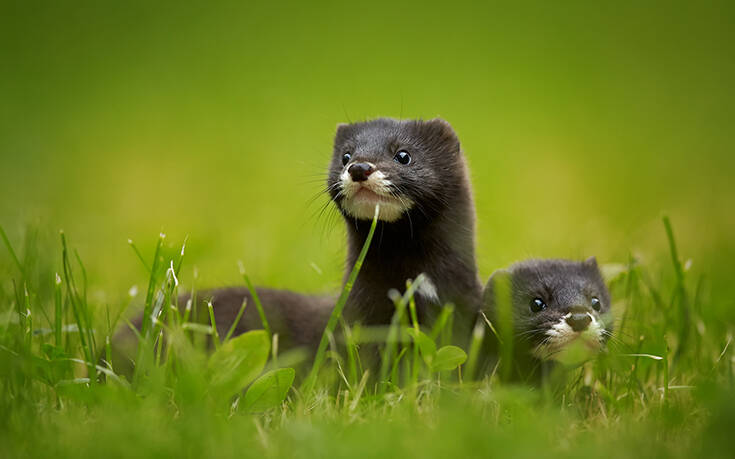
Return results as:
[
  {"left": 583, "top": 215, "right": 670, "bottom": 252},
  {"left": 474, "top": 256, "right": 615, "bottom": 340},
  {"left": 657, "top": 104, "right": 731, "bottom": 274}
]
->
[
  {"left": 328, "top": 118, "right": 481, "bottom": 328},
  {"left": 115, "top": 118, "right": 482, "bottom": 361}
]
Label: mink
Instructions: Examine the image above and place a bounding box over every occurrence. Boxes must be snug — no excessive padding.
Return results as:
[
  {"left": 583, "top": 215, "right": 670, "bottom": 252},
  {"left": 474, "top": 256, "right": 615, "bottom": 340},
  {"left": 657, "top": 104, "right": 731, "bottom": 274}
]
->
[
  {"left": 482, "top": 257, "right": 612, "bottom": 379},
  {"left": 113, "top": 118, "right": 482, "bottom": 371}
]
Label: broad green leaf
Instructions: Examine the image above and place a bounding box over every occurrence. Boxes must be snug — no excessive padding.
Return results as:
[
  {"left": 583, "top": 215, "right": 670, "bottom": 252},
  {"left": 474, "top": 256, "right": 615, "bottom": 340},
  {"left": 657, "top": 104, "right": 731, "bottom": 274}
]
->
[
  {"left": 431, "top": 345, "right": 467, "bottom": 372},
  {"left": 242, "top": 368, "right": 295, "bottom": 413},
  {"left": 208, "top": 330, "right": 269, "bottom": 399}
]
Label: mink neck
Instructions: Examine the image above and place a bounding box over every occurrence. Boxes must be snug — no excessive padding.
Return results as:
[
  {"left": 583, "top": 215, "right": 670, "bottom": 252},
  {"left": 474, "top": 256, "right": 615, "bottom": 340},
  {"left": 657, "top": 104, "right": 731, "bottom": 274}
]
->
[{"left": 342, "top": 188, "right": 481, "bottom": 326}]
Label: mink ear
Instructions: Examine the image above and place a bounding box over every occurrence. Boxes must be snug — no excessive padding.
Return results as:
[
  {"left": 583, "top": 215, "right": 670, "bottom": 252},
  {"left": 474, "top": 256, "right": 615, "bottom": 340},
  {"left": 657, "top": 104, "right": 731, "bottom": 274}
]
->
[
  {"left": 335, "top": 122, "right": 350, "bottom": 135},
  {"left": 334, "top": 122, "right": 352, "bottom": 143},
  {"left": 584, "top": 256, "right": 599, "bottom": 269},
  {"left": 426, "top": 117, "right": 453, "bottom": 130},
  {"left": 425, "top": 118, "right": 460, "bottom": 152}
]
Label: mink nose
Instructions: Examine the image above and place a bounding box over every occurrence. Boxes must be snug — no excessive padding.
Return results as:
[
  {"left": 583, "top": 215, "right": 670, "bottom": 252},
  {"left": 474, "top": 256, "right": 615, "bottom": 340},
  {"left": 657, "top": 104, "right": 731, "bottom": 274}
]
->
[
  {"left": 348, "top": 163, "right": 375, "bottom": 182},
  {"left": 566, "top": 313, "right": 592, "bottom": 332}
]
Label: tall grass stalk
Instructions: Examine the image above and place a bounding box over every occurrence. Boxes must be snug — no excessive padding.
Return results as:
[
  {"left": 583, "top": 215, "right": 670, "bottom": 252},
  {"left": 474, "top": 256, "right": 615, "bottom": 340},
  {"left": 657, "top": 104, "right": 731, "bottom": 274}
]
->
[
  {"left": 303, "top": 204, "right": 379, "bottom": 393},
  {"left": 380, "top": 274, "right": 426, "bottom": 388},
  {"left": 0, "top": 225, "right": 24, "bottom": 277},
  {"left": 663, "top": 215, "right": 690, "bottom": 365},
  {"left": 140, "top": 233, "right": 165, "bottom": 337},
  {"left": 408, "top": 283, "right": 421, "bottom": 387},
  {"left": 60, "top": 231, "right": 96, "bottom": 374},
  {"left": 54, "top": 273, "right": 63, "bottom": 348},
  {"left": 465, "top": 320, "right": 486, "bottom": 381},
  {"left": 239, "top": 261, "right": 272, "bottom": 340},
  {"left": 207, "top": 300, "right": 221, "bottom": 350},
  {"left": 224, "top": 298, "right": 248, "bottom": 342}
]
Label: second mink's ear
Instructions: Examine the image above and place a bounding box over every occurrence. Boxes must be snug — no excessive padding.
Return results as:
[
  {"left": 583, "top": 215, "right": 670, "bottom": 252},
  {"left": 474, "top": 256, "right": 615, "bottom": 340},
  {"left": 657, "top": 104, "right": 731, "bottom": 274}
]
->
[
  {"left": 334, "top": 122, "right": 352, "bottom": 144},
  {"left": 584, "top": 256, "right": 598, "bottom": 269}
]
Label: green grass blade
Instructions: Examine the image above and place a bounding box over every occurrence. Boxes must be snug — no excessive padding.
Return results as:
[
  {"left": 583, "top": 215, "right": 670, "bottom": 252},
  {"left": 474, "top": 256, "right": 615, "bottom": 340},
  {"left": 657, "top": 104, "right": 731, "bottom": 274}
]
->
[
  {"left": 23, "top": 284, "right": 32, "bottom": 349},
  {"left": 224, "top": 298, "right": 248, "bottom": 342},
  {"left": 54, "top": 273, "right": 63, "bottom": 348},
  {"left": 662, "top": 215, "right": 690, "bottom": 365},
  {"left": 127, "top": 239, "right": 152, "bottom": 274},
  {"left": 379, "top": 275, "right": 426, "bottom": 386},
  {"left": 493, "top": 271, "right": 514, "bottom": 382},
  {"left": 238, "top": 262, "right": 272, "bottom": 340},
  {"left": 0, "top": 225, "right": 24, "bottom": 276},
  {"left": 303, "top": 204, "right": 380, "bottom": 393},
  {"left": 207, "top": 300, "right": 221, "bottom": 350},
  {"left": 408, "top": 284, "right": 420, "bottom": 387},
  {"left": 465, "top": 319, "right": 485, "bottom": 381},
  {"left": 141, "top": 233, "right": 165, "bottom": 337},
  {"left": 430, "top": 305, "right": 454, "bottom": 341},
  {"left": 60, "top": 231, "right": 94, "bottom": 369},
  {"left": 341, "top": 319, "right": 359, "bottom": 387}
]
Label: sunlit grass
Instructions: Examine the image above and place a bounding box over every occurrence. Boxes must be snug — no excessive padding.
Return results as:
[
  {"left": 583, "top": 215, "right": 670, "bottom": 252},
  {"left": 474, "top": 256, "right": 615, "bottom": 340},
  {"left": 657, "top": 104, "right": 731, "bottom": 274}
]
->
[{"left": 0, "top": 215, "right": 733, "bottom": 458}]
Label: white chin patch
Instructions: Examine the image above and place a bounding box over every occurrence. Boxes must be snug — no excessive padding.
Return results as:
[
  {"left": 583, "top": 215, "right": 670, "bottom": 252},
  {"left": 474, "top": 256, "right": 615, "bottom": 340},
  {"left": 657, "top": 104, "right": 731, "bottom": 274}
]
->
[
  {"left": 531, "top": 313, "right": 604, "bottom": 361},
  {"left": 339, "top": 167, "right": 413, "bottom": 222}
]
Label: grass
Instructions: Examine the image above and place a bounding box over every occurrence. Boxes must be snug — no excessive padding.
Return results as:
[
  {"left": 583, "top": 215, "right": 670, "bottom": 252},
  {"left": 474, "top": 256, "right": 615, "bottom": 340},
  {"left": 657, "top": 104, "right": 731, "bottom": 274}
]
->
[{"left": 0, "top": 215, "right": 733, "bottom": 459}]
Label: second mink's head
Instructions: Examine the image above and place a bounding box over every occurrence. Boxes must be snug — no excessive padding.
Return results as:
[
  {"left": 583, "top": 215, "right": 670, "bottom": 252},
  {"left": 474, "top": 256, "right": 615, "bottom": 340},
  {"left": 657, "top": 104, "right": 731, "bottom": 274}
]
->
[
  {"left": 484, "top": 258, "right": 613, "bottom": 361},
  {"left": 327, "top": 118, "right": 466, "bottom": 223}
]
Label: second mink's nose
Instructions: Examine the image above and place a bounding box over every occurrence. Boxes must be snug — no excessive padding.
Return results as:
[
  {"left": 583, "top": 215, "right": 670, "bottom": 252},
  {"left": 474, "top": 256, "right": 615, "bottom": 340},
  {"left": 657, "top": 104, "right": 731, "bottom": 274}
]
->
[
  {"left": 566, "top": 313, "right": 592, "bottom": 332},
  {"left": 348, "top": 163, "right": 375, "bottom": 182}
]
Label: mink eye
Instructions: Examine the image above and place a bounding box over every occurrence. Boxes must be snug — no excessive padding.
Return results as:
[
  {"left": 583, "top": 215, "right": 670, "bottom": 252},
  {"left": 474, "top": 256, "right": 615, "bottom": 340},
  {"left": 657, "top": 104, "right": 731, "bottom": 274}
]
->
[
  {"left": 530, "top": 298, "right": 546, "bottom": 313},
  {"left": 591, "top": 297, "right": 601, "bottom": 311},
  {"left": 342, "top": 153, "right": 352, "bottom": 166},
  {"left": 394, "top": 150, "right": 411, "bottom": 165}
]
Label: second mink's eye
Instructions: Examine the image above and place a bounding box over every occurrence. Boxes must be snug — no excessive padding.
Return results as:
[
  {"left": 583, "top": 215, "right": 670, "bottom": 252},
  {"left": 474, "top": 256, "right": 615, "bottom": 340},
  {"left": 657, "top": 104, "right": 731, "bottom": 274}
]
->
[
  {"left": 530, "top": 298, "right": 547, "bottom": 313},
  {"left": 394, "top": 150, "right": 411, "bottom": 165},
  {"left": 342, "top": 153, "right": 351, "bottom": 166},
  {"left": 591, "top": 297, "right": 601, "bottom": 311}
]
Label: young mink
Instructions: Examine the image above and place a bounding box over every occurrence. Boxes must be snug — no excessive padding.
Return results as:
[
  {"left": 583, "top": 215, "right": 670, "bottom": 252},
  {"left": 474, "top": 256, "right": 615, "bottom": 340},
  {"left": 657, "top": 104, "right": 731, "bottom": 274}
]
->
[
  {"left": 116, "top": 118, "right": 482, "bottom": 361},
  {"left": 482, "top": 257, "right": 612, "bottom": 376}
]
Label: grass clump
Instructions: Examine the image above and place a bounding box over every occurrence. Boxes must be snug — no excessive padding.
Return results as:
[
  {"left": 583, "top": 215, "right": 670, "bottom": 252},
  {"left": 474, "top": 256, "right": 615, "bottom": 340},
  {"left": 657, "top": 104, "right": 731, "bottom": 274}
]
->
[{"left": 0, "top": 216, "right": 733, "bottom": 459}]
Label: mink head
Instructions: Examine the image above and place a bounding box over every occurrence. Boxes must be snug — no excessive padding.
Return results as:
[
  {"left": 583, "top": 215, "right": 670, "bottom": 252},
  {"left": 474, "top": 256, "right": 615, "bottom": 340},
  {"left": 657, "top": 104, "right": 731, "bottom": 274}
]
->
[
  {"left": 484, "top": 257, "right": 612, "bottom": 361},
  {"left": 327, "top": 118, "right": 465, "bottom": 222}
]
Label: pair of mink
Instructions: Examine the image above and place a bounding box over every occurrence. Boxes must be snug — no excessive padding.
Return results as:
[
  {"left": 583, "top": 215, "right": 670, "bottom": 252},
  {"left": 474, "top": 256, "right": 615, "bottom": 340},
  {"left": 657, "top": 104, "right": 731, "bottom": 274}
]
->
[{"left": 120, "top": 118, "right": 611, "bottom": 368}]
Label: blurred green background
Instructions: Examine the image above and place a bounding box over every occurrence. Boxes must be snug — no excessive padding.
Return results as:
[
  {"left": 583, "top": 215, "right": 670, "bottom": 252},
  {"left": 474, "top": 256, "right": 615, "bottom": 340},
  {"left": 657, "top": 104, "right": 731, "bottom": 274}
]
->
[{"left": 1, "top": 0, "right": 733, "bottom": 317}]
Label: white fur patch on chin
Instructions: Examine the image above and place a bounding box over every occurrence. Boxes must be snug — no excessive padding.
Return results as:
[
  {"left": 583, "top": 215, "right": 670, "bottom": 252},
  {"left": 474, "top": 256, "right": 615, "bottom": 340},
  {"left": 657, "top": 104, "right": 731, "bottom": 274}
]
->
[
  {"left": 339, "top": 168, "right": 413, "bottom": 222},
  {"left": 532, "top": 313, "right": 604, "bottom": 361}
]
